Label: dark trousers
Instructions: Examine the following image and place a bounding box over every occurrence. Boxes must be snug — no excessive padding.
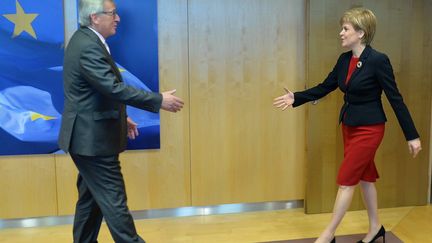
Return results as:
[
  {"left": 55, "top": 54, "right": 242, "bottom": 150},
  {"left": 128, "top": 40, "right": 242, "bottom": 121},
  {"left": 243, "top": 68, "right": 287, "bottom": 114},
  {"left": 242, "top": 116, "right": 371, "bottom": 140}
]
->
[{"left": 70, "top": 153, "right": 145, "bottom": 243}]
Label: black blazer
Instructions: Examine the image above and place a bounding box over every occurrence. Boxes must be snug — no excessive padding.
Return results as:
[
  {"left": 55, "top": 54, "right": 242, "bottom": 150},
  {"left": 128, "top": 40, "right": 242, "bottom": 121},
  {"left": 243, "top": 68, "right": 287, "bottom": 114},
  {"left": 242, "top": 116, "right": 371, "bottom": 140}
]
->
[
  {"left": 292, "top": 45, "right": 419, "bottom": 141},
  {"left": 59, "top": 27, "right": 163, "bottom": 156}
]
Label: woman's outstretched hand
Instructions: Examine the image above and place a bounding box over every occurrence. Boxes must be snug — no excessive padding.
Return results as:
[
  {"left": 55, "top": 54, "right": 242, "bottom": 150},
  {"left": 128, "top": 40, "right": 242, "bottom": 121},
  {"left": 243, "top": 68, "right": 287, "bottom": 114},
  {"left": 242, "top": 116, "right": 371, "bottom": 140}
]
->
[
  {"left": 408, "top": 138, "right": 422, "bottom": 158},
  {"left": 273, "top": 88, "right": 294, "bottom": 110}
]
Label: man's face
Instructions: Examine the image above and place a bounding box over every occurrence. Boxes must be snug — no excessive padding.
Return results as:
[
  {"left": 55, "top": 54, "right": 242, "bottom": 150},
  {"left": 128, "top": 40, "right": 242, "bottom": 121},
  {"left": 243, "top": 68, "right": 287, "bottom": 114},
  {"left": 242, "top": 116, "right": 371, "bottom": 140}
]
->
[{"left": 91, "top": 1, "right": 120, "bottom": 38}]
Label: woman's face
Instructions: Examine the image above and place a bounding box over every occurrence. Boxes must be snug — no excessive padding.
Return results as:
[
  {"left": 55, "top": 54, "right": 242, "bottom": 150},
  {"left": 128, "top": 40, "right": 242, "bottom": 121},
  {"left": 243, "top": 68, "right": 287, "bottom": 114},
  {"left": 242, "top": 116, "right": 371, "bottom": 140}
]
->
[{"left": 339, "top": 22, "right": 364, "bottom": 49}]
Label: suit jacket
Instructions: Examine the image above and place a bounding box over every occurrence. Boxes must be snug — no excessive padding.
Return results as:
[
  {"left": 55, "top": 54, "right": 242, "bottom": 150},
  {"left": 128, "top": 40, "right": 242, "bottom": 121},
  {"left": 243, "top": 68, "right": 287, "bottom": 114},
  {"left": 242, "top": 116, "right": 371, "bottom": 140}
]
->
[
  {"left": 292, "top": 45, "right": 419, "bottom": 141},
  {"left": 58, "top": 27, "right": 162, "bottom": 156}
]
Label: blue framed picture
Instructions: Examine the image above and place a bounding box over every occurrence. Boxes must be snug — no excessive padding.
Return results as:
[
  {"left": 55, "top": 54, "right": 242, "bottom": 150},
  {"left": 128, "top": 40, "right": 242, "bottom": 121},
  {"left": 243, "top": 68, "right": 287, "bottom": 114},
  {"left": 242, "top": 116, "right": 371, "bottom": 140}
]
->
[{"left": 0, "top": 0, "right": 160, "bottom": 155}]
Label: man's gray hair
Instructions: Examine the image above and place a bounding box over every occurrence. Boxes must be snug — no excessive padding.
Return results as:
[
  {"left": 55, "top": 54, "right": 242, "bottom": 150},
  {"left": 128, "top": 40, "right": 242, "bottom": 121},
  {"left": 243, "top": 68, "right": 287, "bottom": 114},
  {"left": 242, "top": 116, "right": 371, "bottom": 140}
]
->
[{"left": 78, "top": 0, "right": 112, "bottom": 26}]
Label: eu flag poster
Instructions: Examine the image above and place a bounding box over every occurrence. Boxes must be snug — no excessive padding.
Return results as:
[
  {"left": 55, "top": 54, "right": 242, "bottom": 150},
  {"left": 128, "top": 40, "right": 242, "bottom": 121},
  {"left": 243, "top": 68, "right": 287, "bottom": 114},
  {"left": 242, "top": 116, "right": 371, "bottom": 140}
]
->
[
  {"left": 109, "top": 0, "right": 160, "bottom": 150},
  {"left": 0, "top": 0, "right": 160, "bottom": 155},
  {"left": 0, "top": 0, "right": 64, "bottom": 155}
]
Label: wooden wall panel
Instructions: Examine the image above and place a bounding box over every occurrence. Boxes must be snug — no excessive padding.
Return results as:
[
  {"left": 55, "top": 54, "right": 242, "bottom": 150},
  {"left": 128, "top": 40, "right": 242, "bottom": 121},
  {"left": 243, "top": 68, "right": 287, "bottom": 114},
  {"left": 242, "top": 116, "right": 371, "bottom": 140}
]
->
[
  {"left": 375, "top": 0, "right": 431, "bottom": 208},
  {"left": 120, "top": 0, "right": 191, "bottom": 211},
  {"left": 306, "top": 0, "right": 431, "bottom": 213},
  {"left": 55, "top": 155, "right": 78, "bottom": 215},
  {"left": 0, "top": 155, "right": 57, "bottom": 219},
  {"left": 2, "top": 0, "right": 430, "bottom": 219},
  {"left": 189, "top": 0, "right": 306, "bottom": 205}
]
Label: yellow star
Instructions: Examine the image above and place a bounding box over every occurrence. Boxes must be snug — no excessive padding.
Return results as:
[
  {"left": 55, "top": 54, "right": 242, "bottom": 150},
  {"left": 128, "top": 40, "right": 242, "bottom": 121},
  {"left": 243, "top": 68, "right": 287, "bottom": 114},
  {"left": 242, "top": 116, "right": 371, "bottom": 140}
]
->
[
  {"left": 30, "top": 112, "right": 56, "bottom": 121},
  {"left": 3, "top": 0, "right": 38, "bottom": 39}
]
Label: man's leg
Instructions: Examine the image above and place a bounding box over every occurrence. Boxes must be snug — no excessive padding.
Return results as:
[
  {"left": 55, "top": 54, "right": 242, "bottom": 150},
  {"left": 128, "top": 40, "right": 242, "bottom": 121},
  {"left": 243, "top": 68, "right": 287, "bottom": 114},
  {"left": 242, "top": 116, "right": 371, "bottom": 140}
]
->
[
  {"left": 71, "top": 153, "right": 145, "bottom": 243},
  {"left": 73, "top": 173, "right": 103, "bottom": 243}
]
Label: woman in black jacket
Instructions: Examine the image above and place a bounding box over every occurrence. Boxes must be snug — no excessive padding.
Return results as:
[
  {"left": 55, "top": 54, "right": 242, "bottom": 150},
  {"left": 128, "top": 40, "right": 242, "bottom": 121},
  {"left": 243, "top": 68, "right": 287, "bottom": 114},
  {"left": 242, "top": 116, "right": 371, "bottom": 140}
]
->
[{"left": 274, "top": 7, "right": 422, "bottom": 243}]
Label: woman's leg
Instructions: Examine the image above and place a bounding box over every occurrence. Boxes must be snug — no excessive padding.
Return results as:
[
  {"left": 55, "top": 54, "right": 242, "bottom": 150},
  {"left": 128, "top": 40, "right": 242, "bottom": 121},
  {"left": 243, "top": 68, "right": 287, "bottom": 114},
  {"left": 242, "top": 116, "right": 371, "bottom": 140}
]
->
[
  {"left": 315, "top": 185, "right": 356, "bottom": 243},
  {"left": 359, "top": 181, "right": 382, "bottom": 242}
]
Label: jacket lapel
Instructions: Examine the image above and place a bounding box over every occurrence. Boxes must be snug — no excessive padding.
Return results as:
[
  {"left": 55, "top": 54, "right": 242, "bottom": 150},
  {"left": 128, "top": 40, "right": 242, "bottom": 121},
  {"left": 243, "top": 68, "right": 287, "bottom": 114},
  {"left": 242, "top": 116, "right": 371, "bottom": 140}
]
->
[
  {"left": 339, "top": 53, "right": 351, "bottom": 90},
  {"left": 345, "top": 45, "right": 372, "bottom": 90},
  {"left": 80, "top": 27, "right": 123, "bottom": 82}
]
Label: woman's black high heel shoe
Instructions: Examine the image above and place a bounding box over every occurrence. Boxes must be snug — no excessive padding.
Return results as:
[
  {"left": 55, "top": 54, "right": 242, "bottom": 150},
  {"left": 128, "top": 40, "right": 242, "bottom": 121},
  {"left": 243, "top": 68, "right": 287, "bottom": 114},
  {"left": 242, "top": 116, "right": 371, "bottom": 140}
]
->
[
  {"left": 330, "top": 237, "right": 335, "bottom": 243},
  {"left": 357, "top": 225, "right": 386, "bottom": 243}
]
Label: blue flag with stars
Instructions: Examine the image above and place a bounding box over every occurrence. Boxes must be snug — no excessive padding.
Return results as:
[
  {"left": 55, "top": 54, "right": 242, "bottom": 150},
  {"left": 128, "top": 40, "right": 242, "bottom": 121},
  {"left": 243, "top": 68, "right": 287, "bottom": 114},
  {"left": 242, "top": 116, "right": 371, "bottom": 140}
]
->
[
  {"left": 0, "top": 0, "right": 64, "bottom": 155},
  {"left": 109, "top": 0, "right": 160, "bottom": 150},
  {"left": 0, "top": 0, "right": 160, "bottom": 155}
]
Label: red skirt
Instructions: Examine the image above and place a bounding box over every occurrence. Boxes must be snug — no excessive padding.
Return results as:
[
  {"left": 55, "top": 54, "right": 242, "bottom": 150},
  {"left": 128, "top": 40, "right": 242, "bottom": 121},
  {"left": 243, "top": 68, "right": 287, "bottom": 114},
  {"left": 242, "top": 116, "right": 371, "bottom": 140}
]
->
[{"left": 337, "top": 123, "right": 385, "bottom": 186}]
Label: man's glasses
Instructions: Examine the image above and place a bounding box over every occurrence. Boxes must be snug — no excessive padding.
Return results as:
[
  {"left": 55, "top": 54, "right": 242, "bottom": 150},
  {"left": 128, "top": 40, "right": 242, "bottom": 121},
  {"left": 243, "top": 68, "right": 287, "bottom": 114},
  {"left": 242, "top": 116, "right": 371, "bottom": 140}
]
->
[{"left": 98, "top": 9, "right": 118, "bottom": 17}]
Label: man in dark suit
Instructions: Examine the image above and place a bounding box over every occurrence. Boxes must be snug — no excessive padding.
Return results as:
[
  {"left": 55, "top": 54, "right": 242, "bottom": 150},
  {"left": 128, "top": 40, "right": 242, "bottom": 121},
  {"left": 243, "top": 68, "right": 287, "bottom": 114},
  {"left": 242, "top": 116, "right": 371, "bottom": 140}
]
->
[{"left": 58, "top": 0, "right": 184, "bottom": 242}]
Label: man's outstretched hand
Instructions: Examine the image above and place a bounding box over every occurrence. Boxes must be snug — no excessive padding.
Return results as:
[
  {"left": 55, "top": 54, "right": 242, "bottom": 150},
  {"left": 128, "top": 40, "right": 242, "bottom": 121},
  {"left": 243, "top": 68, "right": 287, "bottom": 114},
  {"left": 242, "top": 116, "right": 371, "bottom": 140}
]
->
[{"left": 161, "top": 89, "right": 184, "bottom": 112}]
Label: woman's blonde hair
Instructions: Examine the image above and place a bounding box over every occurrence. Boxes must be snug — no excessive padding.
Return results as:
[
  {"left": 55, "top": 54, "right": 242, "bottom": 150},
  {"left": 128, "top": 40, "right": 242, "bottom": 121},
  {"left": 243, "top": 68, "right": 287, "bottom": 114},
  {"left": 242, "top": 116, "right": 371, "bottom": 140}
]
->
[{"left": 340, "top": 7, "right": 376, "bottom": 45}]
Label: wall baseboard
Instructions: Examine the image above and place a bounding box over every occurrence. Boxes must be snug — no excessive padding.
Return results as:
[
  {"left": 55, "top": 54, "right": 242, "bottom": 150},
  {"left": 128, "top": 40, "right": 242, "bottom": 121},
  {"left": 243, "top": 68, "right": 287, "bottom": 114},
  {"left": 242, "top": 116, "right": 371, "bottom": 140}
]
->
[{"left": 0, "top": 200, "right": 303, "bottom": 229}]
